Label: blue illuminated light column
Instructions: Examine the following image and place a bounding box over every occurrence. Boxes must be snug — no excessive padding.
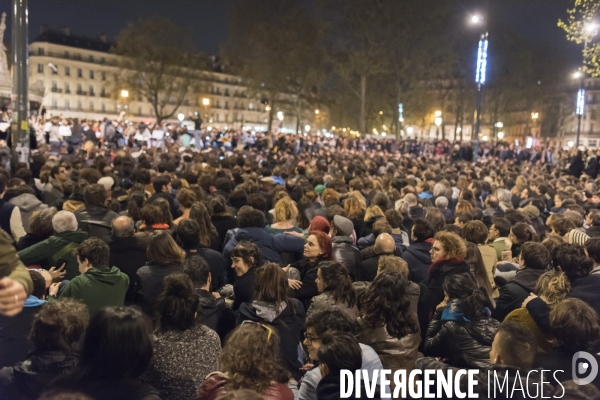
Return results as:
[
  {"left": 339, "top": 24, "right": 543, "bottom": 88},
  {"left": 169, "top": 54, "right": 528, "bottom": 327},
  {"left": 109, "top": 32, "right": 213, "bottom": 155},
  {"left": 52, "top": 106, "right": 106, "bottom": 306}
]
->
[{"left": 473, "top": 32, "right": 488, "bottom": 162}]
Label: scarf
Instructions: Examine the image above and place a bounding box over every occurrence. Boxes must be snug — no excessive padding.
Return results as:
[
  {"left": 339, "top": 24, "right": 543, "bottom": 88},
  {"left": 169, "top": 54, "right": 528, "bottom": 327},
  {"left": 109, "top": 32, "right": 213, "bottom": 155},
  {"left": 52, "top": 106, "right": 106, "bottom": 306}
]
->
[
  {"left": 441, "top": 299, "right": 491, "bottom": 322},
  {"left": 427, "top": 257, "right": 464, "bottom": 276}
]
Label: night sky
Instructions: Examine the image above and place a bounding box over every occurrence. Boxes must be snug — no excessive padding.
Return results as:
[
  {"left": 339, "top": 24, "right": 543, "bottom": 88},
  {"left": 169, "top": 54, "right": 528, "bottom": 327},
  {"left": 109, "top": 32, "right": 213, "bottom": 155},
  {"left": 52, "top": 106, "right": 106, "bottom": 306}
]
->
[{"left": 0, "top": 0, "right": 581, "bottom": 67}]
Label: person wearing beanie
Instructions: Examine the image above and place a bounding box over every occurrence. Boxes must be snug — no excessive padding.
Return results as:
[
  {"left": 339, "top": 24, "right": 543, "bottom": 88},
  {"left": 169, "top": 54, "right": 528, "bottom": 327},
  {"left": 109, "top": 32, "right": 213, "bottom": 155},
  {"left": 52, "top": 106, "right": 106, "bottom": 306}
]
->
[
  {"left": 331, "top": 215, "right": 361, "bottom": 280},
  {"left": 567, "top": 229, "right": 590, "bottom": 246}
]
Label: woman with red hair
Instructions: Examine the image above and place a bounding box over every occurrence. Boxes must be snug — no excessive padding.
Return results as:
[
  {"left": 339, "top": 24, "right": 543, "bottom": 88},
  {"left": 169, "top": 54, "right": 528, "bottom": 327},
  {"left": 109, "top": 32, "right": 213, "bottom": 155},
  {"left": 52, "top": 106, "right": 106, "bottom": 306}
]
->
[{"left": 286, "top": 230, "right": 332, "bottom": 309}]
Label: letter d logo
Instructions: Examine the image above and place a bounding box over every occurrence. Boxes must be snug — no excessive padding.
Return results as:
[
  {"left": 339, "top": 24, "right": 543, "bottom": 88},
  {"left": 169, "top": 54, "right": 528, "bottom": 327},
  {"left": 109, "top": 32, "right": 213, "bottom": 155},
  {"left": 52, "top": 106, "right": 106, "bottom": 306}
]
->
[{"left": 572, "top": 351, "right": 599, "bottom": 385}]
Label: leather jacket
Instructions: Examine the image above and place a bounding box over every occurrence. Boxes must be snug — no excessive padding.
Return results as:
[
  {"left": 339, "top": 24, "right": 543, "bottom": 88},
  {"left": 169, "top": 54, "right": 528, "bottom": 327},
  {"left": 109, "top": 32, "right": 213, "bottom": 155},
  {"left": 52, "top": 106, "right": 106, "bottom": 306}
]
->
[
  {"left": 331, "top": 236, "right": 362, "bottom": 280},
  {"left": 197, "top": 372, "right": 294, "bottom": 400},
  {"left": 74, "top": 205, "right": 119, "bottom": 240}
]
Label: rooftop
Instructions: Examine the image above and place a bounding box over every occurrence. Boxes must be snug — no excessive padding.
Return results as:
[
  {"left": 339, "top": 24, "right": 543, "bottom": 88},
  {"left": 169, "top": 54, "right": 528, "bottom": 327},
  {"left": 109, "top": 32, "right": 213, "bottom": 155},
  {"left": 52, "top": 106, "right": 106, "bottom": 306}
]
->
[{"left": 32, "top": 27, "right": 113, "bottom": 53}]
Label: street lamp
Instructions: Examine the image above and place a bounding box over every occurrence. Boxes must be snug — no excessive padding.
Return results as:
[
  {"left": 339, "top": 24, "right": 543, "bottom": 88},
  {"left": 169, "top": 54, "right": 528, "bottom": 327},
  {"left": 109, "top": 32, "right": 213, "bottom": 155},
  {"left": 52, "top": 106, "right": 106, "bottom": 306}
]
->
[
  {"left": 315, "top": 109, "right": 319, "bottom": 115},
  {"left": 434, "top": 115, "right": 442, "bottom": 139},
  {"left": 265, "top": 105, "right": 271, "bottom": 112},
  {"left": 498, "top": 131, "right": 505, "bottom": 139},
  {"left": 178, "top": 113, "right": 184, "bottom": 122},
  {"left": 202, "top": 98, "right": 210, "bottom": 106},
  {"left": 277, "top": 111, "right": 284, "bottom": 131},
  {"left": 120, "top": 89, "right": 129, "bottom": 98},
  {"left": 575, "top": 21, "right": 599, "bottom": 148},
  {"left": 304, "top": 125, "right": 310, "bottom": 133}
]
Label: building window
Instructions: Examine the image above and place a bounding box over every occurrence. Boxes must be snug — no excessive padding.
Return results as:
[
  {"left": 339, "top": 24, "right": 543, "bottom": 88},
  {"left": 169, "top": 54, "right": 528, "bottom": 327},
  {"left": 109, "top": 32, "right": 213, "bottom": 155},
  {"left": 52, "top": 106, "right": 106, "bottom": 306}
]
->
[
  {"left": 65, "top": 83, "right": 70, "bottom": 94},
  {"left": 77, "top": 84, "right": 82, "bottom": 94},
  {"left": 225, "top": 89, "right": 230, "bottom": 96},
  {"left": 37, "top": 64, "right": 43, "bottom": 73},
  {"left": 77, "top": 68, "right": 82, "bottom": 78},
  {"left": 89, "top": 55, "right": 94, "bottom": 62},
  {"left": 89, "top": 86, "right": 94, "bottom": 96},
  {"left": 590, "top": 140, "right": 598, "bottom": 147},
  {"left": 52, "top": 99, "right": 57, "bottom": 108},
  {"left": 101, "top": 103, "right": 106, "bottom": 112},
  {"left": 249, "top": 102, "right": 253, "bottom": 110},
  {"left": 90, "top": 102, "right": 94, "bottom": 111},
  {"left": 100, "top": 57, "right": 106, "bottom": 64},
  {"left": 74, "top": 53, "right": 81, "bottom": 60},
  {"left": 592, "top": 123, "right": 595, "bottom": 133},
  {"left": 89, "top": 70, "right": 94, "bottom": 79},
  {"left": 77, "top": 101, "right": 82, "bottom": 110},
  {"left": 101, "top": 71, "right": 106, "bottom": 81},
  {"left": 64, "top": 51, "right": 69, "bottom": 58},
  {"left": 100, "top": 88, "right": 106, "bottom": 97},
  {"left": 65, "top": 66, "right": 70, "bottom": 76},
  {"left": 225, "top": 101, "right": 229, "bottom": 109},
  {"left": 37, "top": 48, "right": 44, "bottom": 56},
  {"left": 138, "top": 107, "right": 142, "bottom": 115},
  {"left": 65, "top": 100, "right": 70, "bottom": 110},
  {"left": 593, "top": 110, "right": 598, "bottom": 120},
  {"left": 51, "top": 81, "right": 57, "bottom": 91}
]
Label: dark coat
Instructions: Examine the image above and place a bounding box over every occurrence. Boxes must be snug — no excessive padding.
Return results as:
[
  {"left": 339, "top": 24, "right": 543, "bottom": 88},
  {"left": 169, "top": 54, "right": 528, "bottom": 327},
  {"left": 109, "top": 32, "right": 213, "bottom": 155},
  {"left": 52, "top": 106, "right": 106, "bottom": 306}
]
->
[
  {"left": 587, "top": 225, "right": 600, "bottom": 237},
  {"left": 492, "top": 268, "right": 544, "bottom": 322},
  {"left": 357, "top": 253, "right": 395, "bottom": 283},
  {"left": 196, "top": 289, "right": 235, "bottom": 343},
  {"left": 0, "top": 351, "right": 79, "bottom": 400},
  {"left": 331, "top": 236, "right": 362, "bottom": 280},
  {"left": 135, "top": 262, "right": 183, "bottom": 315},
  {"left": 289, "top": 258, "right": 325, "bottom": 309},
  {"left": 402, "top": 241, "right": 432, "bottom": 283},
  {"left": 74, "top": 205, "right": 119, "bottom": 241},
  {"left": 236, "top": 299, "right": 306, "bottom": 381},
  {"left": 106, "top": 235, "right": 149, "bottom": 304},
  {"left": 53, "top": 378, "right": 160, "bottom": 400},
  {"left": 210, "top": 215, "right": 238, "bottom": 252},
  {"left": 148, "top": 191, "right": 181, "bottom": 220},
  {"left": 417, "top": 259, "right": 471, "bottom": 338},
  {"left": 0, "top": 302, "right": 44, "bottom": 369},
  {"left": 424, "top": 309, "right": 499, "bottom": 368},
  {"left": 184, "top": 244, "right": 226, "bottom": 291},
  {"left": 232, "top": 266, "right": 257, "bottom": 311}
]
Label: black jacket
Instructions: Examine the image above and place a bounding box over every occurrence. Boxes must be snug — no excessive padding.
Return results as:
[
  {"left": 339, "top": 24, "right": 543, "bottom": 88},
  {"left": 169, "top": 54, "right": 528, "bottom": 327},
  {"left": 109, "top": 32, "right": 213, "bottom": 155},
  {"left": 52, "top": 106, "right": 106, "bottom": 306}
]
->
[
  {"left": 492, "top": 268, "right": 544, "bottom": 322},
  {"left": 331, "top": 236, "right": 362, "bottom": 280},
  {"left": 0, "top": 304, "right": 43, "bottom": 369},
  {"left": 357, "top": 253, "right": 394, "bottom": 283},
  {"left": 417, "top": 259, "right": 471, "bottom": 339},
  {"left": 289, "top": 258, "right": 324, "bottom": 310},
  {"left": 211, "top": 215, "right": 238, "bottom": 252},
  {"left": 232, "top": 266, "right": 257, "bottom": 311},
  {"left": 0, "top": 351, "right": 79, "bottom": 400},
  {"left": 106, "top": 235, "right": 149, "bottom": 304},
  {"left": 74, "top": 205, "right": 119, "bottom": 241},
  {"left": 135, "top": 262, "right": 183, "bottom": 315},
  {"left": 196, "top": 289, "right": 235, "bottom": 344},
  {"left": 184, "top": 244, "right": 226, "bottom": 292},
  {"left": 402, "top": 241, "right": 432, "bottom": 283},
  {"left": 424, "top": 309, "right": 499, "bottom": 369},
  {"left": 587, "top": 225, "right": 600, "bottom": 237},
  {"left": 236, "top": 298, "right": 306, "bottom": 381}
]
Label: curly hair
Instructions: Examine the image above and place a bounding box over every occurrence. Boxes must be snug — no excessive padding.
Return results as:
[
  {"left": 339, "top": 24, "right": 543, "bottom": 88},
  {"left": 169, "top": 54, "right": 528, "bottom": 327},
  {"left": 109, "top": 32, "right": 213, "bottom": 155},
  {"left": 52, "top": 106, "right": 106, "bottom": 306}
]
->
[
  {"left": 364, "top": 205, "right": 384, "bottom": 221},
  {"left": 31, "top": 298, "right": 89, "bottom": 353},
  {"left": 535, "top": 271, "right": 571, "bottom": 305},
  {"left": 321, "top": 188, "right": 340, "bottom": 207},
  {"left": 318, "top": 261, "right": 356, "bottom": 308},
  {"left": 434, "top": 231, "right": 467, "bottom": 259},
  {"left": 220, "top": 324, "right": 290, "bottom": 393},
  {"left": 359, "top": 270, "right": 418, "bottom": 339},
  {"left": 344, "top": 196, "right": 365, "bottom": 220},
  {"left": 273, "top": 197, "right": 298, "bottom": 223}
]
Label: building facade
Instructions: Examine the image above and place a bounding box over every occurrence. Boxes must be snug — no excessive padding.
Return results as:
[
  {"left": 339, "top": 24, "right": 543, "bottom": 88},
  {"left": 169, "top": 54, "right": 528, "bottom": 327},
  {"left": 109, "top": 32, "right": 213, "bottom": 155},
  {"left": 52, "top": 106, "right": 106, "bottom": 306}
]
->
[{"left": 28, "top": 28, "right": 286, "bottom": 131}]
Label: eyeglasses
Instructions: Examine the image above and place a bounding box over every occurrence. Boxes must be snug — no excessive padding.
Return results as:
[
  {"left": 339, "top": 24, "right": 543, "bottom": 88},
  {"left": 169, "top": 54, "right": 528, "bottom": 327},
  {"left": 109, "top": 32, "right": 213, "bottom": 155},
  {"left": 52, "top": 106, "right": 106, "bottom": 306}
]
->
[
  {"left": 304, "top": 332, "right": 319, "bottom": 343},
  {"left": 241, "top": 320, "right": 272, "bottom": 342}
]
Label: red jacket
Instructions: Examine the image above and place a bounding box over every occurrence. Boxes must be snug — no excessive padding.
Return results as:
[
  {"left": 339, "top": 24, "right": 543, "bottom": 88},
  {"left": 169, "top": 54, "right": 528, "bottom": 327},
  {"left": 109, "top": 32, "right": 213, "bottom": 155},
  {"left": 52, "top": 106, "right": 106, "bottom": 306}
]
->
[{"left": 197, "top": 372, "right": 294, "bottom": 400}]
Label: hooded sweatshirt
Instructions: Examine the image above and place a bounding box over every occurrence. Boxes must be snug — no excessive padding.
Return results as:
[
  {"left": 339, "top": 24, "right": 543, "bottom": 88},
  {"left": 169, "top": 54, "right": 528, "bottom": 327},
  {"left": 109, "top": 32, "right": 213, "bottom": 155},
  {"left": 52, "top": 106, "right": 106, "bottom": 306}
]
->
[
  {"left": 9, "top": 194, "right": 47, "bottom": 233},
  {"left": 51, "top": 266, "right": 129, "bottom": 317}
]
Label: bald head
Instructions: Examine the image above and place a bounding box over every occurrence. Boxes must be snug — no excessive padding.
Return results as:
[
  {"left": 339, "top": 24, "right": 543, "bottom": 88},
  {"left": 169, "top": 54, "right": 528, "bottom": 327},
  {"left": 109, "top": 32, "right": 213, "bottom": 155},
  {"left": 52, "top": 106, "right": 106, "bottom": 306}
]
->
[
  {"left": 112, "top": 216, "right": 135, "bottom": 237},
  {"left": 375, "top": 233, "right": 396, "bottom": 255}
]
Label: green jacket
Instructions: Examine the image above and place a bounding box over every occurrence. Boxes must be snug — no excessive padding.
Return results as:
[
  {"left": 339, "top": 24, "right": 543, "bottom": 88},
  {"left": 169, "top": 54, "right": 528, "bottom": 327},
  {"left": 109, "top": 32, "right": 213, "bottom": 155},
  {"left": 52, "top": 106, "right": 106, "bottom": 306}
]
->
[
  {"left": 0, "top": 230, "right": 33, "bottom": 295},
  {"left": 17, "top": 230, "right": 89, "bottom": 280},
  {"left": 490, "top": 238, "right": 507, "bottom": 262},
  {"left": 52, "top": 266, "right": 129, "bottom": 317}
]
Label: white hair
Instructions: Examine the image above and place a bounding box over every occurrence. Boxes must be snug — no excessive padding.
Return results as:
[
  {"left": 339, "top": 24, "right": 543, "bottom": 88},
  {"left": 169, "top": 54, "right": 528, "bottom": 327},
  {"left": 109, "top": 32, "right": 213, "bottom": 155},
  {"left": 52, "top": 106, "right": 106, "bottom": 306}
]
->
[
  {"left": 435, "top": 196, "right": 449, "bottom": 208},
  {"left": 433, "top": 183, "right": 447, "bottom": 197},
  {"left": 52, "top": 211, "right": 78, "bottom": 233}
]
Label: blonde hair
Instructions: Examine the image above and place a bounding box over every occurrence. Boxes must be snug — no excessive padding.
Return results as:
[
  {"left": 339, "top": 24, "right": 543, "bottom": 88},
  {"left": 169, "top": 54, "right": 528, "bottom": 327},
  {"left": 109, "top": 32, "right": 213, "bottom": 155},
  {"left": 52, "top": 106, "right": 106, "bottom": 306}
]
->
[
  {"left": 344, "top": 196, "right": 365, "bottom": 220},
  {"left": 535, "top": 271, "right": 571, "bottom": 305},
  {"left": 456, "top": 200, "right": 473, "bottom": 215},
  {"left": 434, "top": 231, "right": 467, "bottom": 259},
  {"left": 364, "top": 205, "right": 385, "bottom": 221},
  {"left": 273, "top": 197, "right": 298, "bottom": 223}
]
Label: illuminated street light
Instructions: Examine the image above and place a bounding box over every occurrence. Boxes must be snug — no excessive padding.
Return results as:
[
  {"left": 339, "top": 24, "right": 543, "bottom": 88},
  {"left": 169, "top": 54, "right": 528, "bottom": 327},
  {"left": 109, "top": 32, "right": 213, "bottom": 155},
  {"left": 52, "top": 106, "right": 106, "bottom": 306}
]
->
[
  {"left": 531, "top": 112, "right": 539, "bottom": 120},
  {"left": 265, "top": 105, "right": 271, "bottom": 112},
  {"left": 277, "top": 111, "right": 284, "bottom": 121},
  {"left": 120, "top": 89, "right": 129, "bottom": 98},
  {"left": 434, "top": 117, "right": 442, "bottom": 126},
  {"left": 381, "top": 132, "right": 387, "bottom": 137},
  {"left": 315, "top": 109, "right": 320, "bottom": 115},
  {"left": 495, "top": 122, "right": 503, "bottom": 128},
  {"left": 482, "top": 135, "right": 489, "bottom": 141},
  {"left": 177, "top": 113, "right": 184, "bottom": 122},
  {"left": 471, "top": 15, "right": 482, "bottom": 25},
  {"left": 202, "top": 98, "right": 210, "bottom": 106},
  {"left": 585, "top": 22, "right": 599, "bottom": 35},
  {"left": 434, "top": 110, "right": 442, "bottom": 118},
  {"left": 568, "top": 140, "right": 575, "bottom": 147},
  {"left": 304, "top": 125, "right": 310, "bottom": 132},
  {"left": 406, "top": 126, "right": 414, "bottom": 135},
  {"left": 574, "top": 71, "right": 583, "bottom": 79},
  {"left": 498, "top": 131, "right": 505, "bottom": 139},
  {"left": 379, "top": 111, "right": 383, "bottom": 115}
]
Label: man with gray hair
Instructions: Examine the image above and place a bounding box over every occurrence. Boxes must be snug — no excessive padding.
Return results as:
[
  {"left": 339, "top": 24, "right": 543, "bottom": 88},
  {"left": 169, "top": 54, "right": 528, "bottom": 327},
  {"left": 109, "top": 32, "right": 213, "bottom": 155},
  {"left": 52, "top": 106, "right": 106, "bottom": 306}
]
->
[
  {"left": 435, "top": 196, "right": 454, "bottom": 224},
  {"left": 106, "top": 216, "right": 148, "bottom": 303},
  {"left": 18, "top": 211, "right": 88, "bottom": 280}
]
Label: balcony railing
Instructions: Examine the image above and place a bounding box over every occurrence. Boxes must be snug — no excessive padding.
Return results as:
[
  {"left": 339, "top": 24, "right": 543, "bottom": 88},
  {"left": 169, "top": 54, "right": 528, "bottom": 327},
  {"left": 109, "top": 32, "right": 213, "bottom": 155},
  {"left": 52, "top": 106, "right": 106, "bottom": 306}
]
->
[
  {"left": 51, "top": 88, "right": 63, "bottom": 93},
  {"left": 42, "top": 51, "right": 118, "bottom": 66}
]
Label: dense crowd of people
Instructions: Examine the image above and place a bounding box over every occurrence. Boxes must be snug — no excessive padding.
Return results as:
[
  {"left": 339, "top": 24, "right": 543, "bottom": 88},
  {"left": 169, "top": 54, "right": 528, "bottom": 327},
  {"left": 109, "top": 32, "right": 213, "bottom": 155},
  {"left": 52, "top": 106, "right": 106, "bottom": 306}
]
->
[{"left": 0, "top": 128, "right": 599, "bottom": 400}]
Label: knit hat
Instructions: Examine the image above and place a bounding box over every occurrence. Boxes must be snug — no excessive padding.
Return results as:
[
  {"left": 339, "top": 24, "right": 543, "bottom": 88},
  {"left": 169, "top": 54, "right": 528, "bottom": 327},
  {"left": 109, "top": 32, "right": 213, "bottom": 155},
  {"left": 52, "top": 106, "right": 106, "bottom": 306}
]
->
[
  {"left": 333, "top": 215, "right": 354, "bottom": 237},
  {"left": 567, "top": 229, "right": 590, "bottom": 245},
  {"left": 520, "top": 205, "right": 540, "bottom": 218},
  {"left": 309, "top": 216, "right": 330, "bottom": 234},
  {"left": 315, "top": 184, "right": 326, "bottom": 196}
]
